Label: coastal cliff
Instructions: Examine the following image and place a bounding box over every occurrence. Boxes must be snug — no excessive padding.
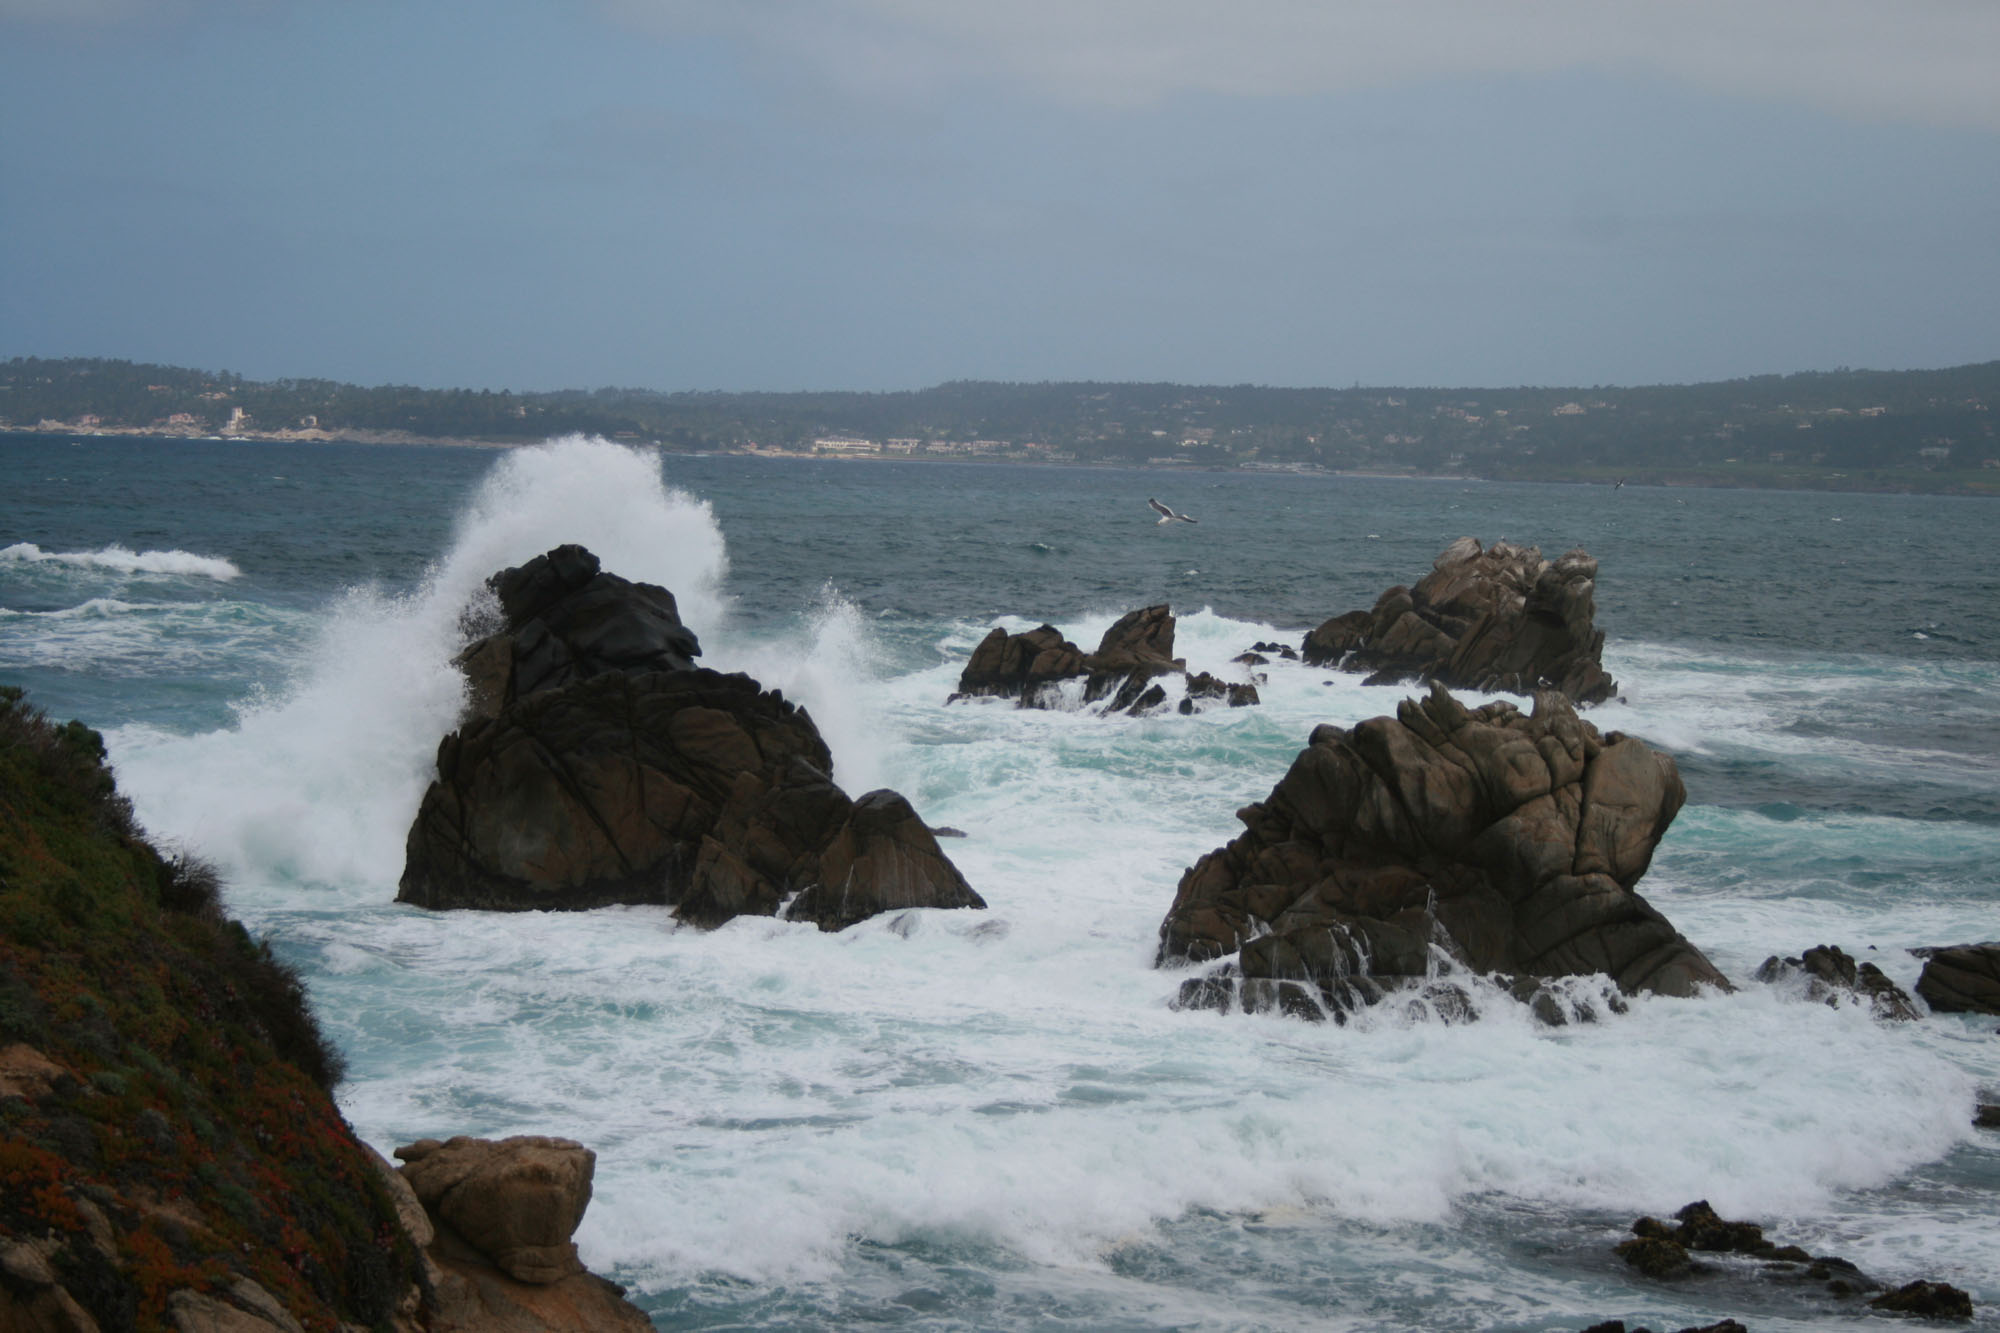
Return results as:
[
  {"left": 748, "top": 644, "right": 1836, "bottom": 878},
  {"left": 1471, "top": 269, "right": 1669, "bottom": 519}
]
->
[{"left": 0, "top": 687, "right": 643, "bottom": 1331}]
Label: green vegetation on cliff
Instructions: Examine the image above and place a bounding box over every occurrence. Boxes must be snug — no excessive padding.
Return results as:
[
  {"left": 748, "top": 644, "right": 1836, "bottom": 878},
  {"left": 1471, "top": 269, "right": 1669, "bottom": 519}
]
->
[{"left": 0, "top": 686, "right": 420, "bottom": 1330}]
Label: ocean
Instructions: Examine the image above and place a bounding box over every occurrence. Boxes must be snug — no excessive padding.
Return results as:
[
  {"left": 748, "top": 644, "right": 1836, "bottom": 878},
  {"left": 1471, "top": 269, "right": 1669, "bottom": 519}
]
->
[{"left": 3, "top": 431, "right": 1997, "bottom": 1332}]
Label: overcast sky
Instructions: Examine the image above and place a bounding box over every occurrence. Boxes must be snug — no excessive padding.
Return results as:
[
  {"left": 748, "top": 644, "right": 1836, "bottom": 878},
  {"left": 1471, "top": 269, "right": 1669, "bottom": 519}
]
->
[{"left": 3, "top": 1, "right": 1997, "bottom": 392}]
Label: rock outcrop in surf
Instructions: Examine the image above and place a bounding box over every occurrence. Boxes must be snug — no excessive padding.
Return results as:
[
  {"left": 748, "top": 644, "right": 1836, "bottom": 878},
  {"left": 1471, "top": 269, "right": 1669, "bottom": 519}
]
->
[
  {"left": 1157, "top": 683, "right": 1726, "bottom": 1021},
  {"left": 950, "top": 605, "right": 1259, "bottom": 714},
  {"left": 1300, "top": 537, "right": 1616, "bottom": 705},
  {"left": 398, "top": 545, "right": 983, "bottom": 929},
  {"left": 1753, "top": 944, "right": 1919, "bottom": 1020},
  {"left": 1913, "top": 942, "right": 2000, "bottom": 1015}
]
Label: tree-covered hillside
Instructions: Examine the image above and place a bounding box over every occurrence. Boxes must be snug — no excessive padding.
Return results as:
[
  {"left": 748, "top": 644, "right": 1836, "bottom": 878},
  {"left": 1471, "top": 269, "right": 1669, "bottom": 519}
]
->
[{"left": 6, "top": 356, "right": 1997, "bottom": 493}]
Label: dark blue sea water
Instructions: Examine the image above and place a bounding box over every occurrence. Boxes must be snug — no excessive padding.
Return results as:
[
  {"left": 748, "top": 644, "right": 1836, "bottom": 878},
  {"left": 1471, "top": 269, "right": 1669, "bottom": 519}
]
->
[{"left": 4, "top": 431, "right": 1998, "bottom": 1331}]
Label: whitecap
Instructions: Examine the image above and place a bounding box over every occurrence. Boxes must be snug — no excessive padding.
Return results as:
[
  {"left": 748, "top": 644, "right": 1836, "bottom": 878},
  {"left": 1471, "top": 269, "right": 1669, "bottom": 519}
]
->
[{"left": 0, "top": 541, "right": 241, "bottom": 581}]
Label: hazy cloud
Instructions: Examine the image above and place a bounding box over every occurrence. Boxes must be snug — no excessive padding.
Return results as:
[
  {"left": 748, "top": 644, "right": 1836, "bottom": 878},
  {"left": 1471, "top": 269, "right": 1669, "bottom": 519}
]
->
[
  {"left": 0, "top": 0, "right": 161, "bottom": 22},
  {"left": 599, "top": 0, "right": 2000, "bottom": 132},
  {"left": 0, "top": 0, "right": 280, "bottom": 29}
]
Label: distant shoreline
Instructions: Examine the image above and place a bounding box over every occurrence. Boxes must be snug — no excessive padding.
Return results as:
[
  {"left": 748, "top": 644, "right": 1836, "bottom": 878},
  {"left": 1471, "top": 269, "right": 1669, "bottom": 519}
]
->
[
  {"left": 0, "top": 423, "right": 516, "bottom": 450},
  {"left": 5, "top": 424, "right": 1992, "bottom": 497}
]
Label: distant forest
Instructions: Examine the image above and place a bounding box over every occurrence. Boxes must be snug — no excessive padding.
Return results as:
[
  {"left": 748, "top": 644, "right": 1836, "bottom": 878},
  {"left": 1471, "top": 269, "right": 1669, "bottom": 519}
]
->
[{"left": 5, "top": 355, "right": 1998, "bottom": 494}]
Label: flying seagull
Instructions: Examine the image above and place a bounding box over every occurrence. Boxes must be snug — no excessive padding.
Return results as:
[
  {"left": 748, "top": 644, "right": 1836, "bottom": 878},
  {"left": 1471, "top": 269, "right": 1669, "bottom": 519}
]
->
[{"left": 1148, "top": 497, "right": 1198, "bottom": 525}]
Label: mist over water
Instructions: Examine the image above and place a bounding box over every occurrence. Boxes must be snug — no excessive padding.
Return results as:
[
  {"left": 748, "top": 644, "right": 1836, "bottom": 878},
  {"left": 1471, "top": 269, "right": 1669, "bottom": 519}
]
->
[{"left": 4, "top": 433, "right": 1999, "bottom": 1330}]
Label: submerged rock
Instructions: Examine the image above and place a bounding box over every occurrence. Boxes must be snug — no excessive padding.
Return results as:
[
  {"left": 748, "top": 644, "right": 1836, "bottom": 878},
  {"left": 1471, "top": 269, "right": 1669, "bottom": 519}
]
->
[
  {"left": 1300, "top": 537, "right": 1616, "bottom": 704},
  {"left": 1606, "top": 1201, "right": 1975, "bottom": 1324},
  {"left": 1158, "top": 683, "right": 1725, "bottom": 1021},
  {"left": 1870, "top": 1280, "right": 1976, "bottom": 1320},
  {"left": 949, "top": 605, "right": 1258, "bottom": 715},
  {"left": 1753, "top": 944, "right": 1920, "bottom": 1020},
  {"left": 399, "top": 545, "right": 982, "bottom": 929}
]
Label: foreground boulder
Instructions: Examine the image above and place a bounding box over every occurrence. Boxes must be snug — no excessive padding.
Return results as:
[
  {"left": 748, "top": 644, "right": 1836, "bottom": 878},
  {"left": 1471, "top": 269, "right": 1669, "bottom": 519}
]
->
[
  {"left": 1301, "top": 537, "right": 1616, "bottom": 705},
  {"left": 951, "top": 605, "right": 1258, "bottom": 714},
  {"left": 376, "top": 1137, "right": 648, "bottom": 1332},
  {"left": 1914, "top": 942, "right": 2000, "bottom": 1015},
  {"left": 397, "top": 1136, "right": 595, "bottom": 1284},
  {"left": 1158, "top": 683, "right": 1726, "bottom": 1020},
  {"left": 400, "top": 546, "right": 982, "bottom": 929}
]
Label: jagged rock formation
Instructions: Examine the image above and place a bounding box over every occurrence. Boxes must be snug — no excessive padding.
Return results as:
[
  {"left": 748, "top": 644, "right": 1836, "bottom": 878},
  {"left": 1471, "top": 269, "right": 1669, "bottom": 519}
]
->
[
  {"left": 950, "top": 605, "right": 1258, "bottom": 715},
  {"left": 1300, "top": 537, "right": 1616, "bottom": 705},
  {"left": 1753, "top": 944, "right": 1920, "bottom": 1020},
  {"left": 1157, "top": 683, "right": 1726, "bottom": 1021},
  {"left": 399, "top": 545, "right": 982, "bottom": 929},
  {"left": 453, "top": 541, "right": 701, "bottom": 726},
  {"left": 0, "top": 686, "right": 648, "bottom": 1331},
  {"left": 1914, "top": 942, "right": 2000, "bottom": 1015}
]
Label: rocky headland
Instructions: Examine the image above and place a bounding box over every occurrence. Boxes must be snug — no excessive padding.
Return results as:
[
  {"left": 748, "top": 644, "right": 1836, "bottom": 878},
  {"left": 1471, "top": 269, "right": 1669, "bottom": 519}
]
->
[
  {"left": 1158, "top": 683, "right": 1726, "bottom": 1021},
  {"left": 0, "top": 686, "right": 647, "bottom": 1330},
  {"left": 1301, "top": 537, "right": 1617, "bottom": 705},
  {"left": 950, "top": 605, "right": 1258, "bottom": 715},
  {"left": 399, "top": 545, "right": 983, "bottom": 929}
]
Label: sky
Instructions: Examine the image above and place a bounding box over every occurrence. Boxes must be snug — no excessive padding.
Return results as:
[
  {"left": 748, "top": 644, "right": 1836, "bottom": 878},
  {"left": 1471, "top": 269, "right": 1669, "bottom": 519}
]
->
[{"left": 2, "top": 1, "right": 1998, "bottom": 393}]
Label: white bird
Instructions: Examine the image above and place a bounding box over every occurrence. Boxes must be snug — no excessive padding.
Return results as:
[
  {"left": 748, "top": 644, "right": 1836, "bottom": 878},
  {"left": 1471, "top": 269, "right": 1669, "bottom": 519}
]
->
[{"left": 1148, "top": 497, "right": 1197, "bottom": 525}]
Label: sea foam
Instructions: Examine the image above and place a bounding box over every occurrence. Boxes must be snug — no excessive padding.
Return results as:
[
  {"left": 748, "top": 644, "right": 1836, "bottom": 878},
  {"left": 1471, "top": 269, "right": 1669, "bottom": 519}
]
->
[{"left": 93, "top": 441, "right": 1995, "bottom": 1311}]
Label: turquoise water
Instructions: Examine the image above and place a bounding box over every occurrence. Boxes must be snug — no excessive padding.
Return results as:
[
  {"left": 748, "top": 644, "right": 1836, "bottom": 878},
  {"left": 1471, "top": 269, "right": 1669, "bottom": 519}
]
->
[{"left": 4, "top": 432, "right": 1998, "bottom": 1331}]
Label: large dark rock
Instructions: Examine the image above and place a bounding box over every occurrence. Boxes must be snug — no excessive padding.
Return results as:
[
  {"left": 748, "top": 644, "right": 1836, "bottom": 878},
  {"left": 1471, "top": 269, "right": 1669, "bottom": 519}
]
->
[
  {"left": 400, "top": 547, "right": 982, "bottom": 929},
  {"left": 1914, "top": 942, "right": 2000, "bottom": 1015},
  {"left": 1157, "top": 683, "right": 1726, "bottom": 1020},
  {"left": 1301, "top": 538, "right": 1616, "bottom": 705},
  {"left": 950, "top": 624, "right": 1088, "bottom": 705},
  {"left": 455, "top": 543, "right": 702, "bottom": 724},
  {"left": 950, "top": 605, "right": 1257, "bottom": 714}
]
